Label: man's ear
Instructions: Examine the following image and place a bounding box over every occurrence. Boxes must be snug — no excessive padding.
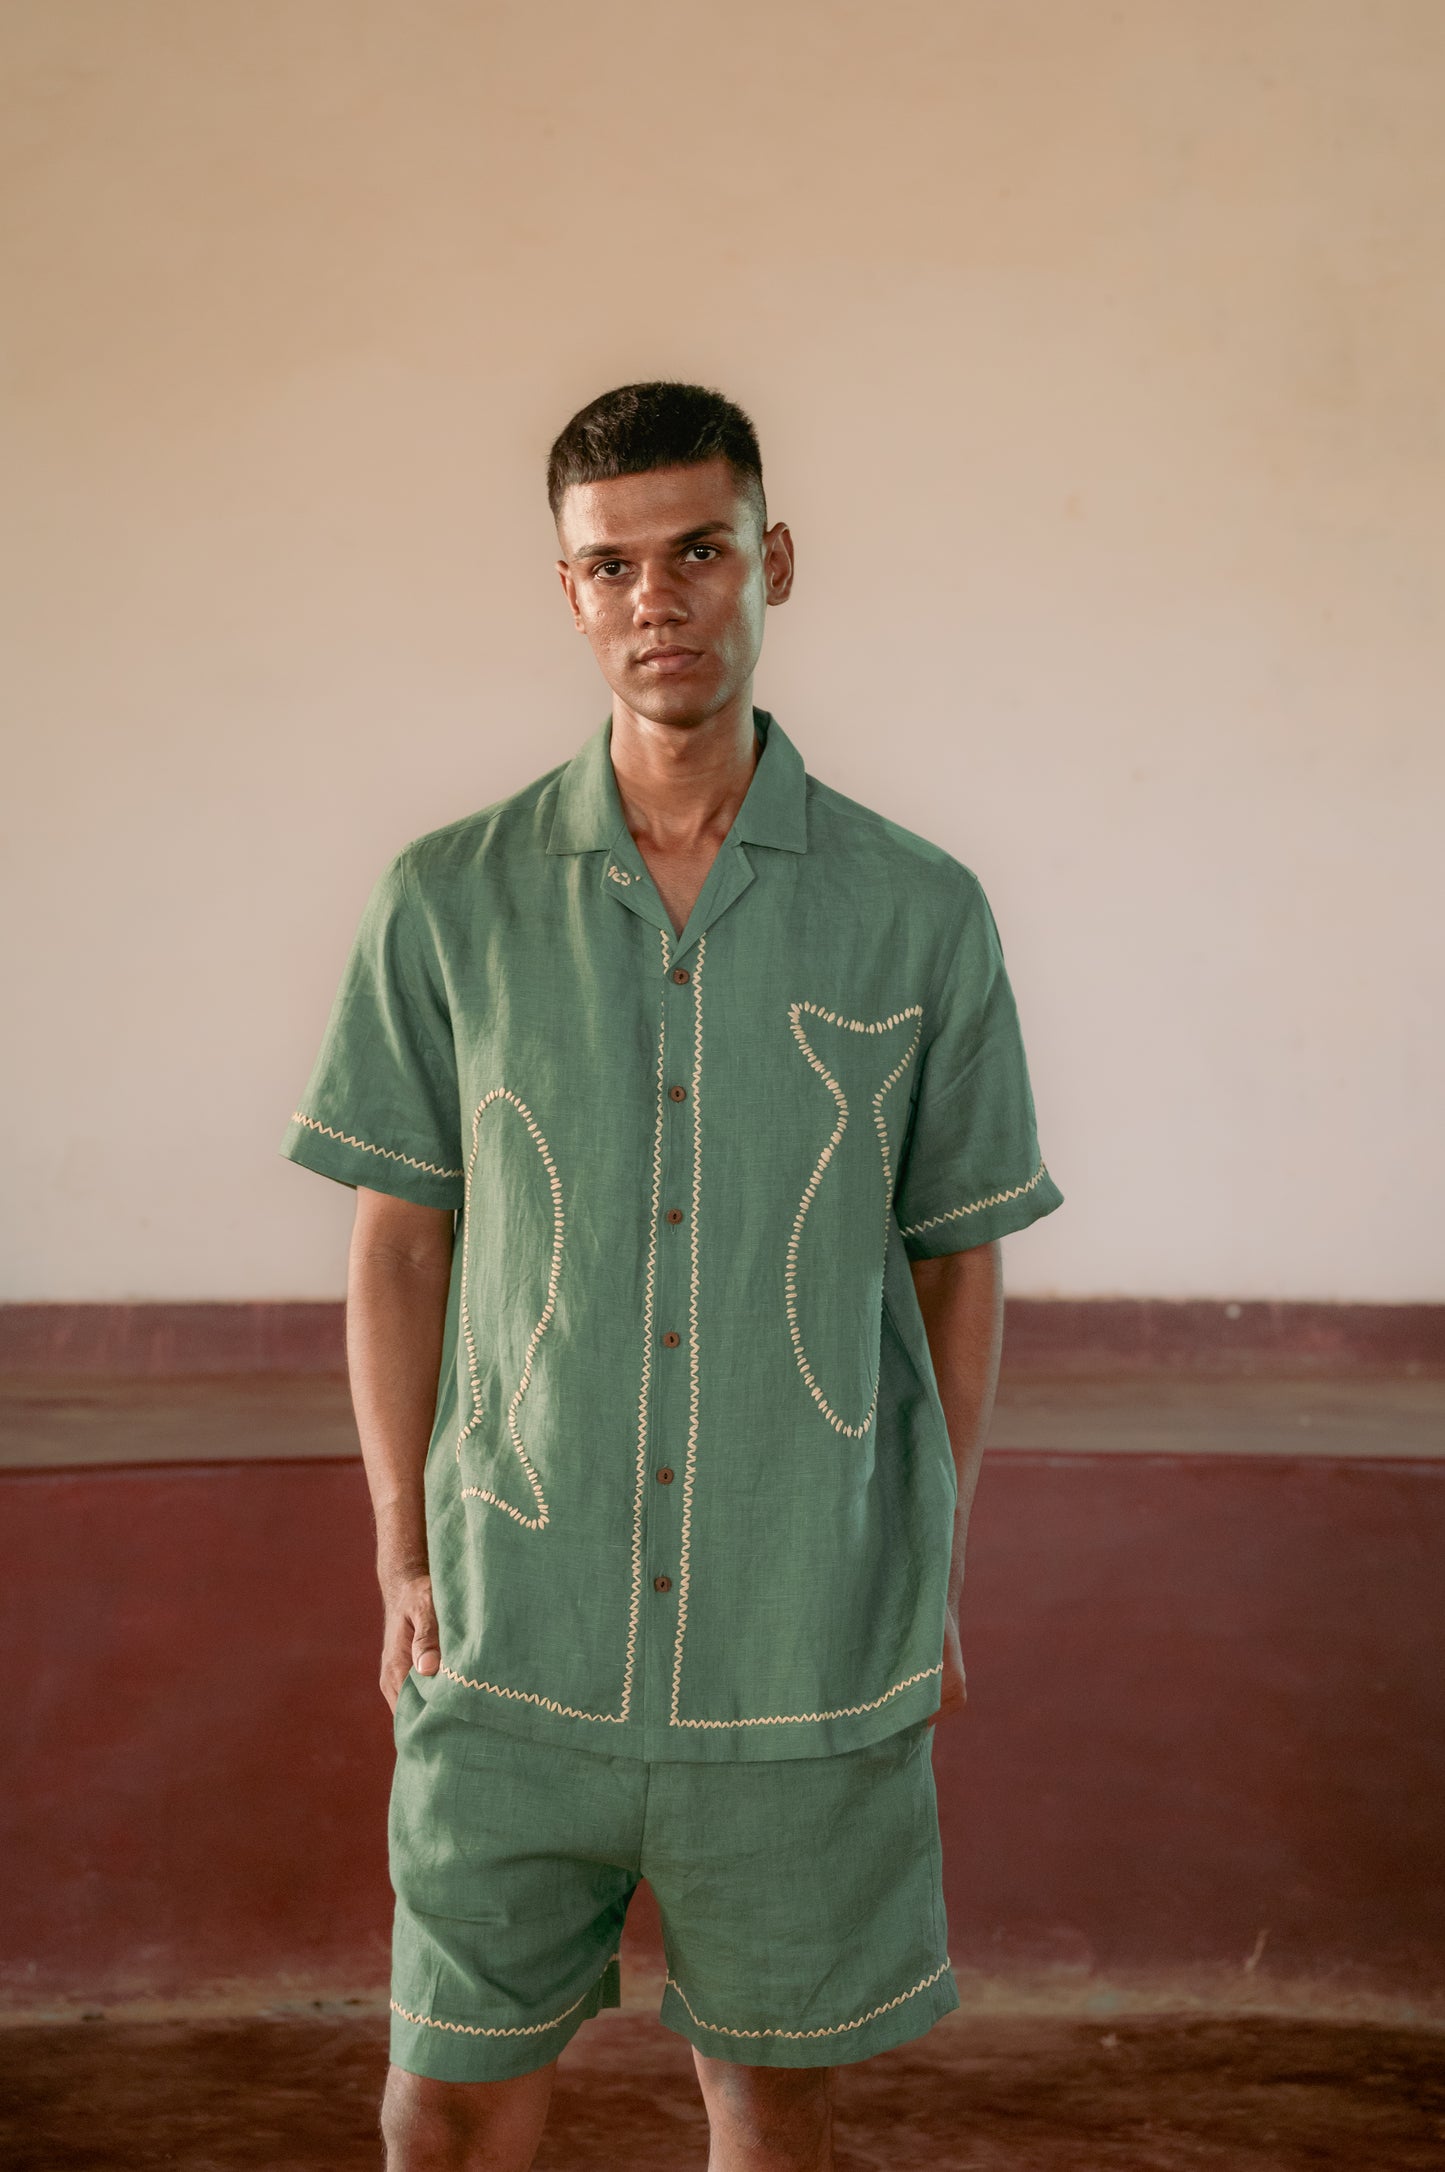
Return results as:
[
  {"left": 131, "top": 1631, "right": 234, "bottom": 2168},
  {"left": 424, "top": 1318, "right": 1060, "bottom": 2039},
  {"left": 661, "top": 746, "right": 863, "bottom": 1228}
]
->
[
  {"left": 555, "top": 558, "right": 584, "bottom": 629},
  {"left": 763, "top": 521, "right": 795, "bottom": 606}
]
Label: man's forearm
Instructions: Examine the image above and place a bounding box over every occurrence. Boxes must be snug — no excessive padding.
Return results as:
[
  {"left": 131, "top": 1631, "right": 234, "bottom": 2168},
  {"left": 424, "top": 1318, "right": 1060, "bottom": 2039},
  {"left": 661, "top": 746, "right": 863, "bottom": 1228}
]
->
[
  {"left": 346, "top": 1198, "right": 454, "bottom": 1581},
  {"left": 908, "top": 1239, "right": 1005, "bottom": 1614}
]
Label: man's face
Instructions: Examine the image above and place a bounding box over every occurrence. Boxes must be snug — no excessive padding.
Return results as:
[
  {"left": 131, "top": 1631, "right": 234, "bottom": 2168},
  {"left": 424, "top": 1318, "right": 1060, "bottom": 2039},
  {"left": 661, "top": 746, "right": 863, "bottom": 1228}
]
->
[{"left": 555, "top": 457, "right": 793, "bottom": 729}]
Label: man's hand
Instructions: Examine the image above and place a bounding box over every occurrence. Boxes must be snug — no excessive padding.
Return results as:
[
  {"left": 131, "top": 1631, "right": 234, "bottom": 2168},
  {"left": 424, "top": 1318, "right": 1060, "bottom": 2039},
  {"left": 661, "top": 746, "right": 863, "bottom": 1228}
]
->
[
  {"left": 346, "top": 1186, "right": 455, "bottom": 1717},
  {"left": 380, "top": 1569, "right": 442, "bottom": 1712},
  {"left": 926, "top": 1609, "right": 968, "bottom": 1728},
  {"left": 910, "top": 1240, "right": 1002, "bottom": 1736}
]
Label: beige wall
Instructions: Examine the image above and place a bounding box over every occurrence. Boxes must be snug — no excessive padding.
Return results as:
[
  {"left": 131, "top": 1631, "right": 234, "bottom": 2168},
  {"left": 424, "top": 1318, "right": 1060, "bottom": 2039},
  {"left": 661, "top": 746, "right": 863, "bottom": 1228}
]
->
[{"left": 4, "top": 1, "right": 1441, "bottom": 1302}]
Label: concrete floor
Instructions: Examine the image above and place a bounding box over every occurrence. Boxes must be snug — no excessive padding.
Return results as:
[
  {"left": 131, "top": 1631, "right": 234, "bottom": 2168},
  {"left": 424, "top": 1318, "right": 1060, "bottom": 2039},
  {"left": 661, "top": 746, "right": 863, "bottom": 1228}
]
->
[{"left": 4, "top": 1995, "right": 1443, "bottom": 2171}]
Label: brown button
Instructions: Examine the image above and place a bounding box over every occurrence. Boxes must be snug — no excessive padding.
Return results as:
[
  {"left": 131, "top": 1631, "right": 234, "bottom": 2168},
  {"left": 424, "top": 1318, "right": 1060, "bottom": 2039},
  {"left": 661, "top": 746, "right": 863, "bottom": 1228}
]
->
[
  {"left": 662, "top": 1330, "right": 681, "bottom": 1347},
  {"left": 666, "top": 1208, "right": 684, "bottom": 1224},
  {"left": 669, "top": 1084, "right": 687, "bottom": 1101},
  {"left": 654, "top": 1574, "right": 672, "bottom": 1592},
  {"left": 656, "top": 1466, "right": 674, "bottom": 1484},
  {"left": 672, "top": 966, "right": 691, "bottom": 983}
]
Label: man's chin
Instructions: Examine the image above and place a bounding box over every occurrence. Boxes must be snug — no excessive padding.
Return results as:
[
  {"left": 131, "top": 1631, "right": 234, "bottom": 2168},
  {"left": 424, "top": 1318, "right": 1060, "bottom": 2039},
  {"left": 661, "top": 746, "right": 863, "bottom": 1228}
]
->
[{"left": 616, "top": 674, "right": 729, "bottom": 730}]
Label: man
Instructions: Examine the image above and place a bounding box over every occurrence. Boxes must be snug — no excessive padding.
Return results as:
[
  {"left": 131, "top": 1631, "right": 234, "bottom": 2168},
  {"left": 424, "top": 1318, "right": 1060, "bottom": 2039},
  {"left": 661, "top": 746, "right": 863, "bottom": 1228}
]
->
[{"left": 280, "top": 380, "right": 1063, "bottom": 2171}]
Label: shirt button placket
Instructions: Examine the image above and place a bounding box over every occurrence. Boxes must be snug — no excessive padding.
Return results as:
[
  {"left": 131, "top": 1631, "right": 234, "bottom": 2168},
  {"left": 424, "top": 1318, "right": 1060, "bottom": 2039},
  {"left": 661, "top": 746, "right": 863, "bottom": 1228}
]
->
[{"left": 648, "top": 948, "right": 696, "bottom": 1718}]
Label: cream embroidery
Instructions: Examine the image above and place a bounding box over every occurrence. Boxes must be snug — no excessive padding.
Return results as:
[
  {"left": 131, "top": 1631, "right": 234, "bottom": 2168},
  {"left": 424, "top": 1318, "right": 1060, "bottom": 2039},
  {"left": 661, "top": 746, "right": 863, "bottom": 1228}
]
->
[
  {"left": 782, "top": 1003, "right": 923, "bottom": 1436},
  {"left": 442, "top": 929, "right": 673, "bottom": 1728},
  {"left": 669, "top": 1663, "right": 942, "bottom": 1731},
  {"left": 667, "top": 966, "right": 939, "bottom": 1733},
  {"left": 436, "top": 963, "right": 945, "bottom": 1740},
  {"left": 607, "top": 863, "right": 634, "bottom": 885},
  {"left": 669, "top": 931, "right": 707, "bottom": 1728},
  {"left": 667, "top": 1956, "right": 955, "bottom": 2040},
  {"left": 437, "top": 1662, "right": 624, "bottom": 1722},
  {"left": 392, "top": 1951, "right": 620, "bottom": 2038},
  {"left": 898, "top": 1158, "right": 1051, "bottom": 1239},
  {"left": 620, "top": 926, "right": 675, "bottom": 1719},
  {"left": 289, "top": 1111, "right": 462, "bottom": 1181},
  {"left": 455, "top": 1089, "right": 564, "bottom": 1531}
]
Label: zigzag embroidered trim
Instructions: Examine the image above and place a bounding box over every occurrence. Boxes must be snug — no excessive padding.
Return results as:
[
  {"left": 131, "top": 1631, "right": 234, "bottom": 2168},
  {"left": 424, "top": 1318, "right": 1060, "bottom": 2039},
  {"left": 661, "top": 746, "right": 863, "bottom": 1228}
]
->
[
  {"left": 289, "top": 1112, "right": 462, "bottom": 1181},
  {"left": 442, "top": 928, "right": 674, "bottom": 1728},
  {"left": 667, "top": 972, "right": 937, "bottom": 1732},
  {"left": 897, "top": 1158, "right": 1051, "bottom": 1238},
  {"left": 667, "top": 1957, "right": 955, "bottom": 2041},
  {"left": 622, "top": 925, "right": 674, "bottom": 1721},
  {"left": 781, "top": 1003, "right": 923, "bottom": 1436},
  {"left": 669, "top": 931, "right": 707, "bottom": 1727},
  {"left": 668, "top": 1662, "right": 941, "bottom": 1731},
  {"left": 437, "top": 1663, "right": 626, "bottom": 1724},
  {"left": 391, "top": 1952, "right": 621, "bottom": 2038},
  {"left": 455, "top": 1088, "right": 564, "bottom": 1531}
]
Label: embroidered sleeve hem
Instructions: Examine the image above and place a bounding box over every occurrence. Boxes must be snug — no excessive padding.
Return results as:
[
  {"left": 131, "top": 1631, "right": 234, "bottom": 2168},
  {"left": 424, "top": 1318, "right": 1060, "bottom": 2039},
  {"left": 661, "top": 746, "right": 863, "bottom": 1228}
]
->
[
  {"left": 896, "top": 1161, "right": 1064, "bottom": 1260},
  {"left": 279, "top": 1111, "right": 464, "bottom": 1212}
]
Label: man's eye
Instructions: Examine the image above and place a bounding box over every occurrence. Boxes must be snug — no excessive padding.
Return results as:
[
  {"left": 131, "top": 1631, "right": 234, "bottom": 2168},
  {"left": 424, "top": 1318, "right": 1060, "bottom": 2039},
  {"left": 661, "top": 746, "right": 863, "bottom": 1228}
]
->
[
  {"left": 687, "top": 545, "right": 718, "bottom": 562},
  {"left": 593, "top": 561, "right": 626, "bottom": 578}
]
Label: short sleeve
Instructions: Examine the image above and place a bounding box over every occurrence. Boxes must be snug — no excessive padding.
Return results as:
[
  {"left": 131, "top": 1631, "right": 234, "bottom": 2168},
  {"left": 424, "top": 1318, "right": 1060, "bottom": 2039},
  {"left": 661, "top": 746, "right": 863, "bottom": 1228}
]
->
[
  {"left": 892, "top": 874, "right": 1064, "bottom": 1260},
  {"left": 278, "top": 848, "right": 465, "bottom": 1211}
]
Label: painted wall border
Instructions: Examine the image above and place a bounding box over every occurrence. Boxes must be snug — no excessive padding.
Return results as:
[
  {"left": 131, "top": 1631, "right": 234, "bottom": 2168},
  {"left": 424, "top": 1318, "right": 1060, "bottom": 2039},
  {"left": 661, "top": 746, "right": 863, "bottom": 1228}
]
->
[{"left": 1, "top": 1300, "right": 1441, "bottom": 1375}]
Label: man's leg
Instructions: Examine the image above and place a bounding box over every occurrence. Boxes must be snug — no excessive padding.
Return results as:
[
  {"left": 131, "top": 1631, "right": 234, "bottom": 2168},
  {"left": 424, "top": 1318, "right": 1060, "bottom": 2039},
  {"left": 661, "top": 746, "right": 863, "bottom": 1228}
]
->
[
  {"left": 379, "top": 2059, "right": 558, "bottom": 2172},
  {"left": 384, "top": 1684, "right": 641, "bottom": 2158},
  {"left": 645, "top": 1720, "right": 958, "bottom": 2166},
  {"left": 691, "top": 2051, "right": 837, "bottom": 2172}
]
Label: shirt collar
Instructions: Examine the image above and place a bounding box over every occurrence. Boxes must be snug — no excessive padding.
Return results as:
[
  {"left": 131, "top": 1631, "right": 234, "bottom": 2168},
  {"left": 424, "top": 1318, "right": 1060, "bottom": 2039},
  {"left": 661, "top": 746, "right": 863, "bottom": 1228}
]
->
[{"left": 545, "top": 707, "right": 809, "bottom": 856}]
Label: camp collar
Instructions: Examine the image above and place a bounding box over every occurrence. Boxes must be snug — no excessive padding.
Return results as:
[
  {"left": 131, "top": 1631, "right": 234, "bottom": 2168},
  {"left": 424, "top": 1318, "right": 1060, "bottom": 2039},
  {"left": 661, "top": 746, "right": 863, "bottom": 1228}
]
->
[{"left": 545, "top": 707, "right": 809, "bottom": 858}]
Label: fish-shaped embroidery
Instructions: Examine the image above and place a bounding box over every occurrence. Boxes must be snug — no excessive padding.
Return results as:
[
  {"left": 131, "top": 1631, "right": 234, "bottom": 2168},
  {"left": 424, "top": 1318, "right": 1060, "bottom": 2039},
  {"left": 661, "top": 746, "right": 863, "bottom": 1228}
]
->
[
  {"left": 455, "top": 1088, "right": 565, "bottom": 1529},
  {"left": 783, "top": 1001, "right": 923, "bottom": 1436}
]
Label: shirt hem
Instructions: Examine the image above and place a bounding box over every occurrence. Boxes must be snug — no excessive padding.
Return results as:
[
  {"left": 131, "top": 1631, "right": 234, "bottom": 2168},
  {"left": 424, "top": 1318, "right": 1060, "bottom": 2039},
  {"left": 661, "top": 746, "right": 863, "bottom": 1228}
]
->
[{"left": 413, "top": 1659, "right": 946, "bottom": 1763}]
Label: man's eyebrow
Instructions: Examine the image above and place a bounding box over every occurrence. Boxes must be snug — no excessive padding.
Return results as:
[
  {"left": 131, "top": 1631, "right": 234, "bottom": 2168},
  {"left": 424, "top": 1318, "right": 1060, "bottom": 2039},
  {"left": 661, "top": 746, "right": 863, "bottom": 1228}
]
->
[{"left": 573, "top": 521, "right": 737, "bottom": 562}]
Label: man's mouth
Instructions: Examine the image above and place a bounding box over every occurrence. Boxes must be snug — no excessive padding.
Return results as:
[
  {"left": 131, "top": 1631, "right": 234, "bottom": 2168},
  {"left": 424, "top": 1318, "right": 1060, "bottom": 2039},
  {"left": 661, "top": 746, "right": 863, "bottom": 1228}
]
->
[{"left": 637, "top": 648, "right": 702, "bottom": 673}]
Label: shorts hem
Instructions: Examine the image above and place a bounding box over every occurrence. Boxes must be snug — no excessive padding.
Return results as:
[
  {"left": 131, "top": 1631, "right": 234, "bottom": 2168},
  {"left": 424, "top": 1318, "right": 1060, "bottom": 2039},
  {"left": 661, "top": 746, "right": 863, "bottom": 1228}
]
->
[
  {"left": 388, "top": 1951, "right": 622, "bottom": 2083},
  {"left": 657, "top": 1956, "right": 960, "bottom": 2069}
]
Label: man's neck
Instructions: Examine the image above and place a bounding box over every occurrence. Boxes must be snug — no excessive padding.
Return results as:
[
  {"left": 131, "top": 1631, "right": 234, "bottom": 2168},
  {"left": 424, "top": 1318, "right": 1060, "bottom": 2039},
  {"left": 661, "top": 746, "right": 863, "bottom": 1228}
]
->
[{"left": 608, "top": 696, "right": 761, "bottom": 856}]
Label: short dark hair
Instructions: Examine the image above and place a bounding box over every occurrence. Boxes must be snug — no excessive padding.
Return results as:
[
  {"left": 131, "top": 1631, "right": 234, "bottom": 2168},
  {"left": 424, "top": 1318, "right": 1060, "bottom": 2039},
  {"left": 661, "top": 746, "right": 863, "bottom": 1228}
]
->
[{"left": 547, "top": 380, "right": 766, "bottom": 535}]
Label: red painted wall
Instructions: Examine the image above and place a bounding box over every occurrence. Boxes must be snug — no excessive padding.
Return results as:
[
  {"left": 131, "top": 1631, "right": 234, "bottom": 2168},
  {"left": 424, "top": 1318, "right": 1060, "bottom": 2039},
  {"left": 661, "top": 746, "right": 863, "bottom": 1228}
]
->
[{"left": 6, "top": 1454, "right": 1442, "bottom": 2005}]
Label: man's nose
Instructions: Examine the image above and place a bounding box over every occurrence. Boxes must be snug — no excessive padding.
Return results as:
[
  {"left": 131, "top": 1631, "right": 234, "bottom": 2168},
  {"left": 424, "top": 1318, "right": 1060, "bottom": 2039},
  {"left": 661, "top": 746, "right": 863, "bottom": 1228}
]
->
[{"left": 632, "top": 560, "right": 687, "bottom": 623}]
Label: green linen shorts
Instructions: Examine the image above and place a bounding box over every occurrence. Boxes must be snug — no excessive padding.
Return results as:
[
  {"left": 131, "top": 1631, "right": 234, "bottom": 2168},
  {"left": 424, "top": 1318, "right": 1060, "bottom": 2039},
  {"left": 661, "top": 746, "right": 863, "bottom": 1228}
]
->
[{"left": 388, "top": 1672, "right": 960, "bottom": 2083}]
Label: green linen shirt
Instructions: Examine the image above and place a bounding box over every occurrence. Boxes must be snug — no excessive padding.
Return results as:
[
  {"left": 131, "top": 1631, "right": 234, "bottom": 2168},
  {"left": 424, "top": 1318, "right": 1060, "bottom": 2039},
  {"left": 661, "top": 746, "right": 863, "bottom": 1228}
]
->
[{"left": 280, "top": 708, "right": 1064, "bottom": 1762}]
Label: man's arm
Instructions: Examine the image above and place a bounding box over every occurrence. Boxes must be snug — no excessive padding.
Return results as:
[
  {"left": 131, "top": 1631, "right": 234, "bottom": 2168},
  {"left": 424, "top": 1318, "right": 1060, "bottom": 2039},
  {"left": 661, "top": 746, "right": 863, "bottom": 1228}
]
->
[
  {"left": 347, "top": 1185, "right": 456, "bottom": 1711},
  {"left": 908, "top": 1237, "right": 1005, "bottom": 1727}
]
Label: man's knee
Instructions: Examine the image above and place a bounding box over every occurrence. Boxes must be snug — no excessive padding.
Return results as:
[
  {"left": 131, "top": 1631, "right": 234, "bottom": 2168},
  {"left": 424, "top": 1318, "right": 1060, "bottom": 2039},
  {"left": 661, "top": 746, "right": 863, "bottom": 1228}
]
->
[
  {"left": 691, "top": 2053, "right": 837, "bottom": 2167},
  {"left": 379, "top": 2058, "right": 558, "bottom": 2172}
]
